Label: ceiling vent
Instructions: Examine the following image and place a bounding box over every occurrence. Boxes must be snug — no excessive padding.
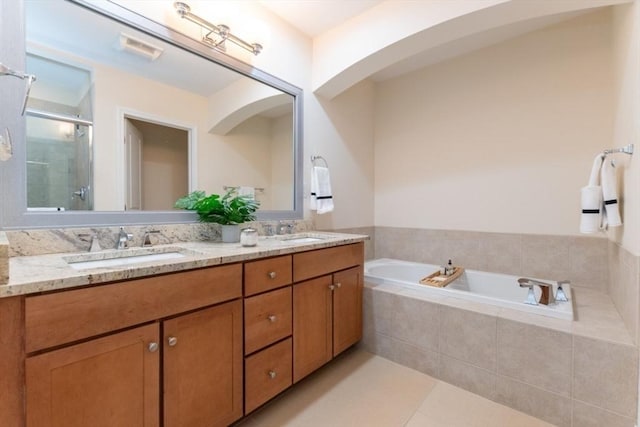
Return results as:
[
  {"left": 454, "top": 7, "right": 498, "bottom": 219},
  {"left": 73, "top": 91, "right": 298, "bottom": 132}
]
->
[{"left": 118, "top": 33, "right": 164, "bottom": 61}]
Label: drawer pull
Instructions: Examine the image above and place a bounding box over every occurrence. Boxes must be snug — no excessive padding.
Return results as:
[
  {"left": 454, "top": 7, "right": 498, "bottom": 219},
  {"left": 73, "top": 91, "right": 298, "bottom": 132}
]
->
[
  {"left": 268, "top": 370, "right": 277, "bottom": 379},
  {"left": 268, "top": 271, "right": 277, "bottom": 279},
  {"left": 267, "top": 314, "right": 277, "bottom": 323},
  {"left": 167, "top": 336, "right": 178, "bottom": 347},
  {"left": 335, "top": 282, "right": 342, "bottom": 289},
  {"left": 328, "top": 285, "right": 335, "bottom": 291},
  {"left": 148, "top": 342, "right": 159, "bottom": 353}
]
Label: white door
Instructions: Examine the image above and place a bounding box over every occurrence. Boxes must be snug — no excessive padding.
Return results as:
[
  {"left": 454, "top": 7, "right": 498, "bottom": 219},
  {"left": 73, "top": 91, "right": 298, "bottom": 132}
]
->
[{"left": 124, "top": 119, "right": 143, "bottom": 210}]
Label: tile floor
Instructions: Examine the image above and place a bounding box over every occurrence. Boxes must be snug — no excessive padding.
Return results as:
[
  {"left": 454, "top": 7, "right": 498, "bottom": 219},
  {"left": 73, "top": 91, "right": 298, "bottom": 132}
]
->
[{"left": 236, "top": 348, "right": 556, "bottom": 427}]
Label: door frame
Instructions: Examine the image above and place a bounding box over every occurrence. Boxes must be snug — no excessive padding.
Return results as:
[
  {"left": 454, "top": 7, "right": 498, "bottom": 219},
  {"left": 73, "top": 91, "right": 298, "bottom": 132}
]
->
[{"left": 116, "top": 108, "right": 197, "bottom": 210}]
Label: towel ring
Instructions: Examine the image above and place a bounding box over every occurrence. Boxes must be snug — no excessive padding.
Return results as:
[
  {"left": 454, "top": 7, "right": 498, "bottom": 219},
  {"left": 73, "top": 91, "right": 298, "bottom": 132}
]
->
[{"left": 311, "top": 155, "right": 329, "bottom": 167}]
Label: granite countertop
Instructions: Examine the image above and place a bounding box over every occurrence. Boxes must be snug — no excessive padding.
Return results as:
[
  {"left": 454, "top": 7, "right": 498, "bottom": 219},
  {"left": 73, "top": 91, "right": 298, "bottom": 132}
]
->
[{"left": 2, "top": 232, "right": 368, "bottom": 298}]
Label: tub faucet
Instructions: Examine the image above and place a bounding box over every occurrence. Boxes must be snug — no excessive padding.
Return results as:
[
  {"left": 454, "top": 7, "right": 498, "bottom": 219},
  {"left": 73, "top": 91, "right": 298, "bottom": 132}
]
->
[
  {"left": 518, "top": 278, "right": 556, "bottom": 305},
  {"left": 116, "top": 227, "right": 133, "bottom": 250}
]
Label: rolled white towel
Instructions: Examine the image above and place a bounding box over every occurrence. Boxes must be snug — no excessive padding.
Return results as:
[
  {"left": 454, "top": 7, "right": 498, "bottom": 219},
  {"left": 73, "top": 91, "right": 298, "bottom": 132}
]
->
[
  {"left": 580, "top": 185, "right": 602, "bottom": 234},
  {"left": 601, "top": 160, "right": 622, "bottom": 227}
]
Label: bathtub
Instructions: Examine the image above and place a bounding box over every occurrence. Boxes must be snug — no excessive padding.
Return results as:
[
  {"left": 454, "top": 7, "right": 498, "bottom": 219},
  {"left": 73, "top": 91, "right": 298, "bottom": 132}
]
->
[{"left": 364, "top": 258, "right": 573, "bottom": 320}]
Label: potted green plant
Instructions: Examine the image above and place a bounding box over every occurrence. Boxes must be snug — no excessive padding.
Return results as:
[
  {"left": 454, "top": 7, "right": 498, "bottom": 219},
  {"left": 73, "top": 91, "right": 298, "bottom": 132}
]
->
[{"left": 175, "top": 189, "right": 260, "bottom": 243}]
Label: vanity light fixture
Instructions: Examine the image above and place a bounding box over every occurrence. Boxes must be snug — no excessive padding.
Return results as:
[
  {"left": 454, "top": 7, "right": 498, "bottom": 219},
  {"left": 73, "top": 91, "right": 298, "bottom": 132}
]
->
[{"left": 174, "top": 2, "right": 263, "bottom": 56}]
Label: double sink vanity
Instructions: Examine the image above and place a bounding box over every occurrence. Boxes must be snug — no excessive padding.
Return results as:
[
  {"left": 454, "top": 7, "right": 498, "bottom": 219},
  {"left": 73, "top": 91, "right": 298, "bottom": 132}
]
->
[{"left": 0, "top": 230, "right": 367, "bottom": 427}]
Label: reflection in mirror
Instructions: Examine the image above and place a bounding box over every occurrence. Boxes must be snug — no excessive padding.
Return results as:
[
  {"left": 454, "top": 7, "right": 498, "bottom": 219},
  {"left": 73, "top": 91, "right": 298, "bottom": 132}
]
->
[
  {"left": 26, "top": 53, "right": 93, "bottom": 211},
  {"left": 23, "top": 0, "right": 297, "bottom": 216}
]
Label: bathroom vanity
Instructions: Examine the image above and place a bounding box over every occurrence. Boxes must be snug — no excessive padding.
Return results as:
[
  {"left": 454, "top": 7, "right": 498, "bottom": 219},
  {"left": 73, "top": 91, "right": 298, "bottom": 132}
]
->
[{"left": 0, "top": 233, "right": 366, "bottom": 427}]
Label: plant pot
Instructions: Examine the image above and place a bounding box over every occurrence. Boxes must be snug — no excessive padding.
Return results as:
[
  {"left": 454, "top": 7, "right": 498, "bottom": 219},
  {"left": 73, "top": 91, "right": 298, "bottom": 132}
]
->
[{"left": 221, "top": 224, "right": 241, "bottom": 243}]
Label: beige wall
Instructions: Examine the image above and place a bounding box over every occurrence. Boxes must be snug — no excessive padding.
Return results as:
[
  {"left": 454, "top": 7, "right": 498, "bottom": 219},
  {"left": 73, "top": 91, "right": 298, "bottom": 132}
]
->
[
  {"left": 314, "top": 80, "right": 376, "bottom": 230},
  {"left": 611, "top": 2, "right": 640, "bottom": 256},
  {"left": 374, "top": 10, "right": 615, "bottom": 236}
]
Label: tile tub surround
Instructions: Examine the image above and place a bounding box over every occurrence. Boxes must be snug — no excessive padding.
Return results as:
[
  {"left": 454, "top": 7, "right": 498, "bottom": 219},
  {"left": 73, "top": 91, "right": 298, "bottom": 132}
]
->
[
  {"left": 5, "top": 219, "right": 315, "bottom": 257},
  {"left": 374, "top": 227, "right": 609, "bottom": 292},
  {"left": 362, "top": 282, "right": 638, "bottom": 427},
  {"left": 608, "top": 241, "right": 640, "bottom": 344}
]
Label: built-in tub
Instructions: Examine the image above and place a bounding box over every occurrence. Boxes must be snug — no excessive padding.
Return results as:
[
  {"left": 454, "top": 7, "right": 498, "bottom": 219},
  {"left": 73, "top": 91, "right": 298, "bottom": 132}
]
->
[{"left": 364, "top": 258, "right": 573, "bottom": 320}]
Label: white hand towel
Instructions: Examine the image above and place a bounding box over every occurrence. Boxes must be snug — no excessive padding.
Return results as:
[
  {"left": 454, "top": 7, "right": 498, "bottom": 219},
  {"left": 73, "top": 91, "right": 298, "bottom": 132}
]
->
[
  {"left": 310, "top": 166, "right": 334, "bottom": 214},
  {"left": 601, "top": 159, "right": 622, "bottom": 227},
  {"left": 238, "top": 186, "right": 255, "bottom": 200},
  {"left": 580, "top": 186, "right": 602, "bottom": 233},
  {"left": 580, "top": 154, "right": 604, "bottom": 234}
]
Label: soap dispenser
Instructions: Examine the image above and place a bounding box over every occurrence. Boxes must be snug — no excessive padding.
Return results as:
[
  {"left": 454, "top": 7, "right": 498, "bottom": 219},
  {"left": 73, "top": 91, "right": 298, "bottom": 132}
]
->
[{"left": 445, "top": 259, "right": 454, "bottom": 276}]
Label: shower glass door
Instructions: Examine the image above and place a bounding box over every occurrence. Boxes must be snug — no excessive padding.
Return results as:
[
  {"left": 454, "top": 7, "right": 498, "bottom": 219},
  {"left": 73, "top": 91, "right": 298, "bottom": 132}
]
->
[{"left": 26, "top": 114, "right": 93, "bottom": 211}]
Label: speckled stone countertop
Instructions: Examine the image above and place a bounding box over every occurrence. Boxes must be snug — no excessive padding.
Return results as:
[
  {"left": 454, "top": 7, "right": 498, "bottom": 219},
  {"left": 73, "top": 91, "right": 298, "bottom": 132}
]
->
[{"left": 2, "top": 232, "right": 369, "bottom": 298}]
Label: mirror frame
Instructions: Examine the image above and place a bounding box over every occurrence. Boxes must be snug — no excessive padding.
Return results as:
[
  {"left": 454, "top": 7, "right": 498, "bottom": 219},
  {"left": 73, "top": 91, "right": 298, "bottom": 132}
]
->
[{"left": 0, "top": 0, "right": 303, "bottom": 229}]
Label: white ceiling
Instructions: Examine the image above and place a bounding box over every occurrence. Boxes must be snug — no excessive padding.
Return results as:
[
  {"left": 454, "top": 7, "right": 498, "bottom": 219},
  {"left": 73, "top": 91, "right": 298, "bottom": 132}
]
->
[{"left": 259, "top": 0, "right": 384, "bottom": 37}]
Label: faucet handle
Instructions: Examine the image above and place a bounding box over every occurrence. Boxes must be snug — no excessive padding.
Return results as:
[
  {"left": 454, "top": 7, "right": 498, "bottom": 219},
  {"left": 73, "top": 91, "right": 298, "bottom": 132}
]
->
[
  {"left": 518, "top": 279, "right": 538, "bottom": 305},
  {"left": 556, "top": 280, "right": 570, "bottom": 302},
  {"left": 142, "top": 230, "right": 160, "bottom": 247}
]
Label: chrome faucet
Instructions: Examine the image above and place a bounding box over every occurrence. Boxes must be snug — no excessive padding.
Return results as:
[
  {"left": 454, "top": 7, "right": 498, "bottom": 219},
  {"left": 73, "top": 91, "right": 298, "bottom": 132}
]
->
[
  {"left": 518, "top": 278, "right": 560, "bottom": 305},
  {"left": 277, "top": 221, "right": 293, "bottom": 235},
  {"left": 116, "top": 227, "right": 133, "bottom": 249}
]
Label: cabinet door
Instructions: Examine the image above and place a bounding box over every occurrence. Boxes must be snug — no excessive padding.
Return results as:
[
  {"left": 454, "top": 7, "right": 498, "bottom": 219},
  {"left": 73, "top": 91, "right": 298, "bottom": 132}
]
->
[
  {"left": 163, "top": 300, "right": 243, "bottom": 427},
  {"left": 293, "top": 275, "right": 333, "bottom": 383},
  {"left": 26, "top": 323, "right": 160, "bottom": 427},
  {"left": 333, "top": 266, "right": 363, "bottom": 356}
]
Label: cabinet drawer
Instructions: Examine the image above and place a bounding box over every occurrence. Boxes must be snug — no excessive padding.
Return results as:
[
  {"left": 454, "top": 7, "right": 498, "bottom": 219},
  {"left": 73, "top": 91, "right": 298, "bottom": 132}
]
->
[
  {"left": 26, "top": 264, "right": 242, "bottom": 353},
  {"left": 245, "top": 338, "right": 292, "bottom": 414},
  {"left": 244, "top": 287, "right": 292, "bottom": 355},
  {"left": 244, "top": 255, "right": 292, "bottom": 296},
  {"left": 293, "top": 243, "right": 363, "bottom": 282}
]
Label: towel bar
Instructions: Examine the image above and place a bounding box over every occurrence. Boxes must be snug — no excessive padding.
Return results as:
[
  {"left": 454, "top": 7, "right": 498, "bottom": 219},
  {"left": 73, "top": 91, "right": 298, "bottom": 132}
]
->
[{"left": 603, "top": 143, "right": 634, "bottom": 156}]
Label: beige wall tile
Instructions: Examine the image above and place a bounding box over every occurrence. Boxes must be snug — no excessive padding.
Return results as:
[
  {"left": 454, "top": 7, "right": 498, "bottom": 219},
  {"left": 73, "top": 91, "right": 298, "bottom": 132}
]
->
[
  {"left": 389, "top": 338, "right": 439, "bottom": 377},
  {"left": 497, "top": 319, "right": 572, "bottom": 396},
  {"left": 363, "top": 285, "right": 398, "bottom": 336},
  {"left": 392, "top": 295, "right": 439, "bottom": 352},
  {"left": 521, "top": 234, "right": 571, "bottom": 282},
  {"left": 438, "top": 354, "right": 496, "bottom": 401},
  {"left": 572, "top": 400, "right": 636, "bottom": 427},
  {"left": 568, "top": 236, "right": 608, "bottom": 291},
  {"left": 496, "top": 376, "right": 572, "bottom": 427},
  {"left": 479, "top": 233, "right": 523, "bottom": 276},
  {"left": 439, "top": 305, "right": 497, "bottom": 371},
  {"left": 573, "top": 336, "right": 638, "bottom": 417}
]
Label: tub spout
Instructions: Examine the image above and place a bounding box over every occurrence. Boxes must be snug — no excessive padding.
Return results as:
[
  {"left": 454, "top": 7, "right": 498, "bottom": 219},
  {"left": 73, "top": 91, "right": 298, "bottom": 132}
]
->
[{"left": 518, "top": 278, "right": 556, "bottom": 305}]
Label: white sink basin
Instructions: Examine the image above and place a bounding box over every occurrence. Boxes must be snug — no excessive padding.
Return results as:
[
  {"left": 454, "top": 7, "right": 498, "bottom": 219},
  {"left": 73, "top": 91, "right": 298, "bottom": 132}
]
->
[
  {"left": 280, "top": 237, "right": 324, "bottom": 243},
  {"left": 65, "top": 248, "right": 188, "bottom": 270},
  {"left": 277, "top": 233, "right": 331, "bottom": 244}
]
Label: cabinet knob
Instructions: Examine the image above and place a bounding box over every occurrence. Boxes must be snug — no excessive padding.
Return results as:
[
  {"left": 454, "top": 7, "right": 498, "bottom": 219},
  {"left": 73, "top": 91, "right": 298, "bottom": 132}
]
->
[
  {"left": 268, "top": 271, "right": 277, "bottom": 279},
  {"left": 267, "top": 314, "right": 277, "bottom": 323},
  {"left": 335, "top": 282, "right": 342, "bottom": 289},
  {"left": 148, "top": 342, "right": 159, "bottom": 353},
  {"left": 268, "top": 370, "right": 277, "bottom": 379},
  {"left": 329, "top": 285, "right": 335, "bottom": 291},
  {"left": 167, "top": 336, "right": 178, "bottom": 347}
]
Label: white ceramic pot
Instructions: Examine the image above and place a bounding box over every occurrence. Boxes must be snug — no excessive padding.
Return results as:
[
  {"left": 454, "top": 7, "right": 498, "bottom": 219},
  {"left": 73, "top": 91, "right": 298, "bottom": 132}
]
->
[{"left": 221, "top": 224, "right": 241, "bottom": 243}]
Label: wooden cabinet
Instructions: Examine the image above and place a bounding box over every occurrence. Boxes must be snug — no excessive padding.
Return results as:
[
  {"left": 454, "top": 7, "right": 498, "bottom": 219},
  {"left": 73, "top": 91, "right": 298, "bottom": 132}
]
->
[
  {"left": 243, "top": 256, "right": 294, "bottom": 414},
  {"left": 26, "top": 323, "right": 160, "bottom": 427},
  {"left": 18, "top": 241, "right": 364, "bottom": 425},
  {"left": 292, "top": 243, "right": 364, "bottom": 383},
  {"left": 164, "top": 301, "right": 243, "bottom": 427},
  {"left": 25, "top": 265, "right": 243, "bottom": 427},
  {"left": 245, "top": 337, "right": 292, "bottom": 413}
]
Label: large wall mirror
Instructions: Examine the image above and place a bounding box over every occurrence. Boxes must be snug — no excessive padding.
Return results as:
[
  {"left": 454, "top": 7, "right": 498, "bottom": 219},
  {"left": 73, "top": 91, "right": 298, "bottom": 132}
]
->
[{"left": 0, "top": 0, "right": 303, "bottom": 228}]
